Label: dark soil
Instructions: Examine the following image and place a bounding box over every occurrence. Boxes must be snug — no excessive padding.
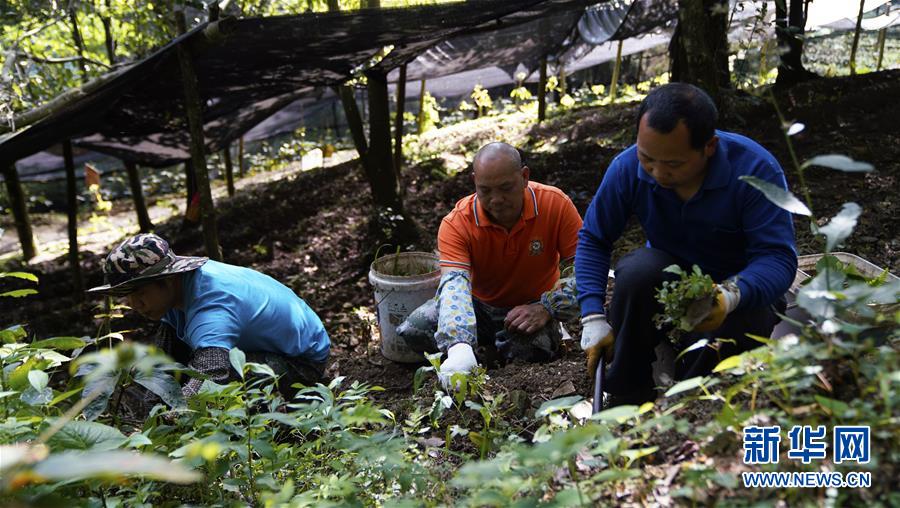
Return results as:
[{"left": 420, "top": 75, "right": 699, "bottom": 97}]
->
[{"left": 2, "top": 70, "right": 898, "bottom": 438}]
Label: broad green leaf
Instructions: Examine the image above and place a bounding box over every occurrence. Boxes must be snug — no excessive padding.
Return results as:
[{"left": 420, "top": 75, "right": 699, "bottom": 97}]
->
[
  {"left": 676, "top": 339, "right": 708, "bottom": 359},
  {"left": 664, "top": 376, "right": 718, "bottom": 397},
  {"left": 0, "top": 272, "right": 38, "bottom": 282},
  {"left": 28, "top": 370, "right": 49, "bottom": 391},
  {"left": 9, "top": 357, "right": 41, "bottom": 391},
  {"left": 81, "top": 371, "right": 121, "bottom": 421},
  {"left": 817, "top": 202, "right": 861, "bottom": 252},
  {"left": 622, "top": 446, "right": 659, "bottom": 462},
  {"left": 739, "top": 176, "right": 811, "bottom": 216},
  {"left": 0, "top": 325, "right": 27, "bottom": 344},
  {"left": 48, "top": 421, "right": 127, "bottom": 451},
  {"left": 246, "top": 362, "right": 276, "bottom": 378},
  {"left": 0, "top": 443, "right": 48, "bottom": 472},
  {"left": 536, "top": 395, "right": 583, "bottom": 417},
  {"left": 133, "top": 371, "right": 185, "bottom": 409},
  {"left": 802, "top": 154, "right": 874, "bottom": 172},
  {"left": 0, "top": 289, "right": 38, "bottom": 298},
  {"left": 30, "top": 337, "right": 88, "bottom": 350},
  {"left": 21, "top": 386, "right": 53, "bottom": 406},
  {"left": 31, "top": 450, "right": 202, "bottom": 484},
  {"left": 229, "top": 348, "right": 246, "bottom": 379},
  {"left": 49, "top": 387, "right": 83, "bottom": 406},
  {"left": 786, "top": 122, "right": 805, "bottom": 136},
  {"left": 713, "top": 355, "right": 743, "bottom": 373},
  {"left": 592, "top": 404, "right": 639, "bottom": 423},
  {"left": 815, "top": 395, "right": 851, "bottom": 417},
  {"left": 591, "top": 468, "right": 641, "bottom": 482}
]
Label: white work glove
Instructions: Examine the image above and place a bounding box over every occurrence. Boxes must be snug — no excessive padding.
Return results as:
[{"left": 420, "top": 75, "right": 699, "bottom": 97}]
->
[
  {"left": 438, "top": 342, "right": 478, "bottom": 391},
  {"left": 692, "top": 283, "right": 741, "bottom": 333},
  {"left": 581, "top": 314, "right": 614, "bottom": 378}
]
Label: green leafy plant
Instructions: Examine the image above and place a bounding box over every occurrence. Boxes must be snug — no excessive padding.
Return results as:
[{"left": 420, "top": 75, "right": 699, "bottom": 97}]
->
[{"left": 653, "top": 264, "right": 718, "bottom": 335}]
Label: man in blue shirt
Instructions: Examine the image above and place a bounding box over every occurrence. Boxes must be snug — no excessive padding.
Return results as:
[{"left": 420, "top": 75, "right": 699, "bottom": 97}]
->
[
  {"left": 89, "top": 233, "right": 330, "bottom": 399},
  {"left": 575, "top": 83, "right": 797, "bottom": 406}
]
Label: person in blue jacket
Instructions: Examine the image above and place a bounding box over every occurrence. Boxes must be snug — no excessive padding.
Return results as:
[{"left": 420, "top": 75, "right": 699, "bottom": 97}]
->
[
  {"left": 575, "top": 83, "right": 797, "bottom": 406},
  {"left": 89, "top": 233, "right": 330, "bottom": 399}
]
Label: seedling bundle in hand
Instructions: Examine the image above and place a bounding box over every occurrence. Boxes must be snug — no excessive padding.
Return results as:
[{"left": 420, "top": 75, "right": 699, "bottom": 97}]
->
[{"left": 653, "top": 265, "right": 718, "bottom": 339}]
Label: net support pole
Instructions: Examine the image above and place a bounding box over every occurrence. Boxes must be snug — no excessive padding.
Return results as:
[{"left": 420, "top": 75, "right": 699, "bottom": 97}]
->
[
  {"left": 538, "top": 56, "right": 547, "bottom": 123},
  {"left": 610, "top": 40, "right": 623, "bottom": 103},
  {"left": 393, "top": 63, "right": 407, "bottom": 186},
  {"left": 125, "top": 160, "right": 153, "bottom": 233},
  {"left": 2, "top": 164, "right": 36, "bottom": 260},
  {"left": 62, "top": 140, "right": 84, "bottom": 301},
  {"left": 223, "top": 144, "right": 235, "bottom": 197}
]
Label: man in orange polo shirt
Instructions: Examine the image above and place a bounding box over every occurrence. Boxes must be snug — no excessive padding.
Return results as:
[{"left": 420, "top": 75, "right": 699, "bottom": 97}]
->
[{"left": 397, "top": 142, "right": 582, "bottom": 389}]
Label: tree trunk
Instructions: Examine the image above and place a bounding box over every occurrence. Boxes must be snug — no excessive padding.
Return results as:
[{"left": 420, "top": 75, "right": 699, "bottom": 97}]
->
[
  {"left": 185, "top": 160, "right": 197, "bottom": 211},
  {"left": 125, "top": 161, "right": 153, "bottom": 233},
  {"left": 393, "top": 63, "right": 407, "bottom": 183},
  {"left": 669, "top": 0, "right": 730, "bottom": 102},
  {"left": 849, "top": 0, "right": 866, "bottom": 75},
  {"left": 364, "top": 70, "right": 402, "bottom": 212},
  {"left": 537, "top": 57, "right": 547, "bottom": 123},
  {"left": 2, "top": 165, "right": 36, "bottom": 260},
  {"left": 101, "top": 0, "right": 116, "bottom": 65},
  {"left": 875, "top": 1, "right": 890, "bottom": 70},
  {"left": 326, "top": 0, "right": 339, "bottom": 11},
  {"left": 776, "top": 0, "right": 817, "bottom": 86},
  {"left": 67, "top": 7, "right": 88, "bottom": 81},
  {"left": 62, "top": 140, "right": 84, "bottom": 301},
  {"left": 337, "top": 84, "right": 369, "bottom": 158},
  {"left": 365, "top": 70, "right": 418, "bottom": 243},
  {"left": 238, "top": 137, "right": 245, "bottom": 177},
  {"left": 417, "top": 79, "right": 427, "bottom": 133},
  {"left": 556, "top": 65, "right": 567, "bottom": 103},
  {"left": 362, "top": 0, "right": 381, "bottom": 7},
  {"left": 223, "top": 144, "right": 235, "bottom": 197},
  {"left": 175, "top": 11, "right": 222, "bottom": 261},
  {"left": 609, "top": 40, "right": 624, "bottom": 102}
]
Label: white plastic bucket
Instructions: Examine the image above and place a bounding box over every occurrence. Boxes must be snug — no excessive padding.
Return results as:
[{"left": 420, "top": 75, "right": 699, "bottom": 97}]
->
[{"left": 368, "top": 252, "right": 441, "bottom": 363}]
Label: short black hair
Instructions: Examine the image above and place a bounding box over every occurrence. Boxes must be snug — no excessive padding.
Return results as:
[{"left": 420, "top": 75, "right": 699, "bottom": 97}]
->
[{"left": 636, "top": 83, "right": 718, "bottom": 150}]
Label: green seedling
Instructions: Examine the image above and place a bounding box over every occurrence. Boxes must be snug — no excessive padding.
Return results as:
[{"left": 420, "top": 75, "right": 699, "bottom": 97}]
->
[{"left": 653, "top": 265, "right": 717, "bottom": 338}]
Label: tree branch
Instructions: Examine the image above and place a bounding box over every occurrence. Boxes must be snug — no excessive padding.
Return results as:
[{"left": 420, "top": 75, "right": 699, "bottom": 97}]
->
[{"left": 15, "top": 51, "right": 111, "bottom": 69}]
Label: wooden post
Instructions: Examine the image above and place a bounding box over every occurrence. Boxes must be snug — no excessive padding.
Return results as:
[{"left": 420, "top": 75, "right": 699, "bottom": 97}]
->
[
  {"left": 223, "top": 144, "right": 235, "bottom": 197},
  {"left": 125, "top": 161, "right": 153, "bottom": 233},
  {"left": 849, "top": 0, "right": 865, "bottom": 75},
  {"left": 238, "top": 137, "right": 245, "bottom": 177},
  {"left": 338, "top": 84, "right": 369, "bottom": 158},
  {"left": 185, "top": 160, "right": 197, "bottom": 211},
  {"left": 610, "top": 40, "right": 624, "bottom": 103},
  {"left": 537, "top": 56, "right": 547, "bottom": 123},
  {"left": 876, "top": 3, "right": 890, "bottom": 71},
  {"left": 2, "top": 165, "right": 36, "bottom": 260},
  {"left": 175, "top": 10, "right": 222, "bottom": 261},
  {"left": 417, "top": 79, "right": 427, "bottom": 134},
  {"left": 557, "top": 65, "right": 567, "bottom": 103},
  {"left": 393, "top": 63, "right": 407, "bottom": 178},
  {"left": 62, "top": 140, "right": 84, "bottom": 301}
]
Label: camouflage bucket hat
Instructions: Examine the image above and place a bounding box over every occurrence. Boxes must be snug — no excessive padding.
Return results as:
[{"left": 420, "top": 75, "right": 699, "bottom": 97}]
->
[{"left": 87, "top": 234, "right": 208, "bottom": 296}]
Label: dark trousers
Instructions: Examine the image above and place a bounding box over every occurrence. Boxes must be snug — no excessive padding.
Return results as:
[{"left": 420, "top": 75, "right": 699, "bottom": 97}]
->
[
  {"left": 605, "top": 248, "right": 785, "bottom": 395},
  {"left": 397, "top": 297, "right": 561, "bottom": 367}
]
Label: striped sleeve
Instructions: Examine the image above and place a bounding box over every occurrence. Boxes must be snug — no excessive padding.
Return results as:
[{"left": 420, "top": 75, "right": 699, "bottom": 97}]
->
[{"left": 437, "top": 218, "right": 471, "bottom": 269}]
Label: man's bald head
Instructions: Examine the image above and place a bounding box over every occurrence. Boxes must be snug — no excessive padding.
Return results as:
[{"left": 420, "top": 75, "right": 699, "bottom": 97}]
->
[
  {"left": 473, "top": 142, "right": 522, "bottom": 176},
  {"left": 471, "top": 142, "right": 530, "bottom": 230}
]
